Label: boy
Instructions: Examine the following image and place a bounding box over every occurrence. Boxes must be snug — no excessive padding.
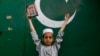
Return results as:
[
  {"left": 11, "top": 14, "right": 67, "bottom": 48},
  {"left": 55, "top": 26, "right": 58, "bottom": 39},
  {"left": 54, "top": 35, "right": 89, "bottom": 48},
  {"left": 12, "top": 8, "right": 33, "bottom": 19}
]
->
[{"left": 27, "top": 14, "right": 70, "bottom": 56}]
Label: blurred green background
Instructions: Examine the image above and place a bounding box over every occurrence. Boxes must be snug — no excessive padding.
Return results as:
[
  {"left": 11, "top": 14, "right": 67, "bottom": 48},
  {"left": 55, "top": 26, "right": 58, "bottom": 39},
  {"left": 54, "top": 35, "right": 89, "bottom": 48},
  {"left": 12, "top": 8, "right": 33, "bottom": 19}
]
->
[{"left": 0, "top": 0, "right": 100, "bottom": 56}]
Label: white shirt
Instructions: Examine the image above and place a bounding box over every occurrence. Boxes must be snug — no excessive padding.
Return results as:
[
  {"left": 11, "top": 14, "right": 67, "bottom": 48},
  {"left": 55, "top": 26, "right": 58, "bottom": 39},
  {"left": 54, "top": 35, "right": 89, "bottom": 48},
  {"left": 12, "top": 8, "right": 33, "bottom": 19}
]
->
[{"left": 31, "top": 31, "right": 64, "bottom": 56}]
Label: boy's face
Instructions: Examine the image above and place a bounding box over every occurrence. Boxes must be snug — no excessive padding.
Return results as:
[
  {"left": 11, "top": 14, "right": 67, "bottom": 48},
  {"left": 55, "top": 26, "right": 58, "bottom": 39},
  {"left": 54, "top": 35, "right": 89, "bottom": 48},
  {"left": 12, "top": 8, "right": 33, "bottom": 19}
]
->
[{"left": 43, "top": 32, "right": 54, "bottom": 46}]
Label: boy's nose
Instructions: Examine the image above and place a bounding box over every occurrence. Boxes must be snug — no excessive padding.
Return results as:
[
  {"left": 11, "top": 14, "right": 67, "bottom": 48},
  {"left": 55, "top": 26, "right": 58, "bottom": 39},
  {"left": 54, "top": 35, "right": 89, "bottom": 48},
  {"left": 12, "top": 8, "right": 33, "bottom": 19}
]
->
[
  {"left": 47, "top": 37, "right": 50, "bottom": 40},
  {"left": 46, "top": 37, "right": 51, "bottom": 40}
]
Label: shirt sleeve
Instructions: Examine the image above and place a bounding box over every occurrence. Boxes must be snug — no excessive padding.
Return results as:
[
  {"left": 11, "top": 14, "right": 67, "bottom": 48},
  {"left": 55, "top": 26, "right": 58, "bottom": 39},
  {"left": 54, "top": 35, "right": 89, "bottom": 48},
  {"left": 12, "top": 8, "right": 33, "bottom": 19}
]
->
[
  {"left": 54, "top": 31, "right": 64, "bottom": 50},
  {"left": 31, "top": 31, "right": 41, "bottom": 51}
]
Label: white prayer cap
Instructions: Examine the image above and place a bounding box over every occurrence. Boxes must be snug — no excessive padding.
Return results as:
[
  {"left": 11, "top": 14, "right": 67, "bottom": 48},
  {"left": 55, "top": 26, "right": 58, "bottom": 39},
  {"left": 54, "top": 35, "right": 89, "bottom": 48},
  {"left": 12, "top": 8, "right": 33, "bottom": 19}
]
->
[{"left": 43, "top": 28, "right": 53, "bottom": 35}]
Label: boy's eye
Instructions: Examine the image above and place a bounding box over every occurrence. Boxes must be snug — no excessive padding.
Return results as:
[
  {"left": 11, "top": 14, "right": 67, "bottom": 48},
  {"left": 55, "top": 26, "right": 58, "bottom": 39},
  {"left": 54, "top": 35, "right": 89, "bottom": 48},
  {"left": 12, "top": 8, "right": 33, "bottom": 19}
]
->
[
  {"left": 49, "top": 36, "right": 52, "bottom": 39},
  {"left": 44, "top": 36, "right": 53, "bottom": 39},
  {"left": 44, "top": 36, "right": 48, "bottom": 39}
]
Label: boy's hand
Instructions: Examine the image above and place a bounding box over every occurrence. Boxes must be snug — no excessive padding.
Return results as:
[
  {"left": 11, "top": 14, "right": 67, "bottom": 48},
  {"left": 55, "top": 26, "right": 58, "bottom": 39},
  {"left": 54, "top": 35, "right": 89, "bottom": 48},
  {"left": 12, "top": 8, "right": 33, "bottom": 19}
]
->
[
  {"left": 26, "top": 13, "right": 32, "bottom": 19},
  {"left": 64, "top": 13, "right": 70, "bottom": 21}
]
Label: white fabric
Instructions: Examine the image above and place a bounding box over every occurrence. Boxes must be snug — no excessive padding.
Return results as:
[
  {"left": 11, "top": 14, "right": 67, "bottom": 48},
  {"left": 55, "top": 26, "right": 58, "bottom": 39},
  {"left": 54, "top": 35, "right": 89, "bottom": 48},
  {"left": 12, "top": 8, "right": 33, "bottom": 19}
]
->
[
  {"left": 31, "top": 31, "right": 64, "bottom": 56},
  {"left": 43, "top": 28, "right": 53, "bottom": 35}
]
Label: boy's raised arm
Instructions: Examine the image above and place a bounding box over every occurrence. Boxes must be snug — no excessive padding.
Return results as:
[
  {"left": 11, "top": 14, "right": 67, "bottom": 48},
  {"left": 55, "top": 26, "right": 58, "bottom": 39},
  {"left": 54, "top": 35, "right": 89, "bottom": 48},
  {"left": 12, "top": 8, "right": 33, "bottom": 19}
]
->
[
  {"left": 60, "top": 13, "right": 70, "bottom": 32},
  {"left": 26, "top": 14, "right": 35, "bottom": 32},
  {"left": 26, "top": 14, "right": 41, "bottom": 51},
  {"left": 55, "top": 14, "right": 70, "bottom": 50}
]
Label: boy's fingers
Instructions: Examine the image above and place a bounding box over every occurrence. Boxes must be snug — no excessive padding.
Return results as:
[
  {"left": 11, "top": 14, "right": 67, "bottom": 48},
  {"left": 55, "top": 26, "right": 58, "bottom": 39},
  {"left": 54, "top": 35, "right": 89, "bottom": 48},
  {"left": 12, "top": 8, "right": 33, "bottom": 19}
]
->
[
  {"left": 64, "top": 13, "right": 70, "bottom": 21},
  {"left": 26, "top": 13, "right": 30, "bottom": 17},
  {"left": 65, "top": 14, "right": 70, "bottom": 18},
  {"left": 65, "top": 13, "right": 70, "bottom": 18},
  {"left": 26, "top": 13, "right": 31, "bottom": 19}
]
